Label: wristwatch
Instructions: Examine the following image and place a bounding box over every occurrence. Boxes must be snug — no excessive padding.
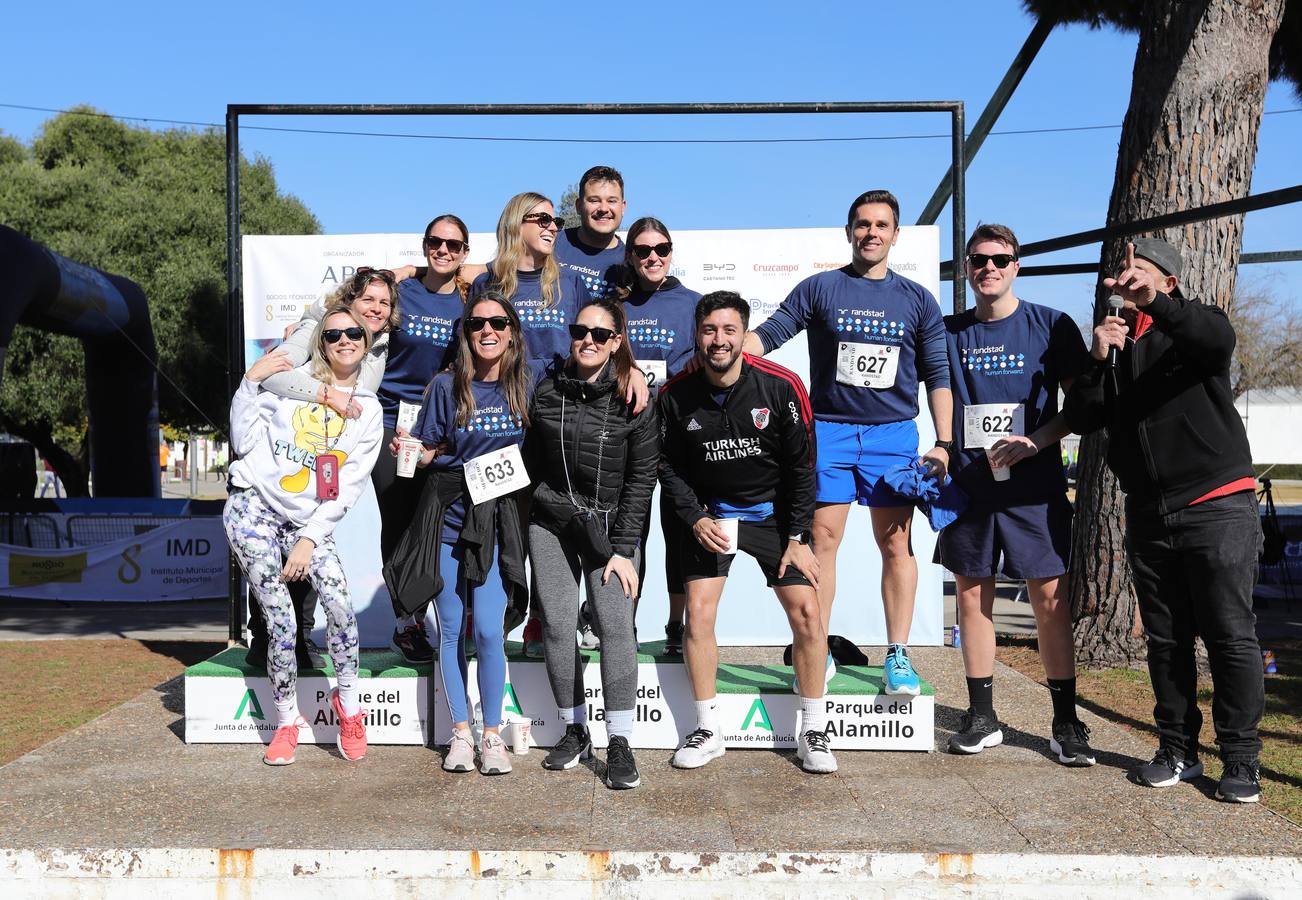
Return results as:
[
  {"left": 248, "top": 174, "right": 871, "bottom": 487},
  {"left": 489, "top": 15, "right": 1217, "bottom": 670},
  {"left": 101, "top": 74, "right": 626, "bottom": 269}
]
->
[
  {"left": 934, "top": 439, "right": 956, "bottom": 455},
  {"left": 789, "top": 532, "right": 810, "bottom": 545}
]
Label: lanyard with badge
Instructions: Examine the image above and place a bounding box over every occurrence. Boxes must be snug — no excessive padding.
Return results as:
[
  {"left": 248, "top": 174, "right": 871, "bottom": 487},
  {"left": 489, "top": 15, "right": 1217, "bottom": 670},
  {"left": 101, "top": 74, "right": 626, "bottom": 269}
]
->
[{"left": 315, "top": 385, "right": 356, "bottom": 501}]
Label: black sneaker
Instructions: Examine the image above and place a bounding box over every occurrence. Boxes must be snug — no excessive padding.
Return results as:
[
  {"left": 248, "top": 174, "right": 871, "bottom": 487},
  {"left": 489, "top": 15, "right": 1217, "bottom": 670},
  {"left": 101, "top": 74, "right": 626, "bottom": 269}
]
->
[
  {"left": 391, "top": 623, "right": 434, "bottom": 664},
  {"left": 948, "top": 709, "right": 1003, "bottom": 754},
  {"left": 1134, "top": 747, "right": 1203, "bottom": 787},
  {"left": 543, "top": 724, "right": 592, "bottom": 770},
  {"left": 1049, "top": 720, "right": 1096, "bottom": 767},
  {"left": 603, "top": 736, "right": 641, "bottom": 789},
  {"left": 245, "top": 638, "right": 268, "bottom": 670},
  {"left": 296, "top": 635, "right": 326, "bottom": 670},
  {"left": 1215, "top": 760, "right": 1261, "bottom": 803},
  {"left": 664, "top": 621, "right": 684, "bottom": 656}
]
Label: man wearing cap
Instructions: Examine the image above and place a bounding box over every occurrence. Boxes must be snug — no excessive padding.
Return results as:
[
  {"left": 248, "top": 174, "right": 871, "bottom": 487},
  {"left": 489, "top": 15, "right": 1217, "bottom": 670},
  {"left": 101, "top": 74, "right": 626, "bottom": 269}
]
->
[{"left": 1065, "top": 238, "right": 1264, "bottom": 803}]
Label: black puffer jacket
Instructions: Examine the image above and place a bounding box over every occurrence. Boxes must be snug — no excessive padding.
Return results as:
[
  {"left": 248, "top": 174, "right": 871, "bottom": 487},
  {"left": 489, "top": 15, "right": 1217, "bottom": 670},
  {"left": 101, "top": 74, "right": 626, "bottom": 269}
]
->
[{"left": 525, "top": 361, "right": 660, "bottom": 558}]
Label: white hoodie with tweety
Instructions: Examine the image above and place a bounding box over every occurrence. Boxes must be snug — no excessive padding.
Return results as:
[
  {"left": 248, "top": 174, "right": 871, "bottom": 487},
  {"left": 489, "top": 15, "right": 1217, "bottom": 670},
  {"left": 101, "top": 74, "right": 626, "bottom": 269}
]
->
[{"left": 228, "top": 378, "right": 384, "bottom": 546}]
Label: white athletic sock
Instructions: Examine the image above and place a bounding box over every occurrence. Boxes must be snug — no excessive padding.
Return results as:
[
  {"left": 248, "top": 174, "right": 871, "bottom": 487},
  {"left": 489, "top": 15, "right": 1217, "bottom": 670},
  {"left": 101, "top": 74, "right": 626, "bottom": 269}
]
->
[
  {"left": 800, "top": 696, "right": 827, "bottom": 734},
  {"left": 335, "top": 674, "right": 360, "bottom": 716},
  {"left": 694, "top": 697, "right": 719, "bottom": 733},
  {"left": 558, "top": 704, "right": 587, "bottom": 726},
  {"left": 604, "top": 709, "right": 635, "bottom": 741},
  {"left": 274, "top": 698, "right": 297, "bottom": 727}
]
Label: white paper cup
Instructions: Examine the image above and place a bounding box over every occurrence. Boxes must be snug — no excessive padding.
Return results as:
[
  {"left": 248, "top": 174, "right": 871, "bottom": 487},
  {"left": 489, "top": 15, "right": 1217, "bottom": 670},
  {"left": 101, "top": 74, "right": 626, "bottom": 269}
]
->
[
  {"left": 395, "top": 438, "right": 422, "bottom": 478},
  {"left": 987, "top": 448, "right": 1011, "bottom": 482},
  {"left": 509, "top": 718, "right": 532, "bottom": 755},
  {"left": 717, "top": 517, "right": 739, "bottom": 555}
]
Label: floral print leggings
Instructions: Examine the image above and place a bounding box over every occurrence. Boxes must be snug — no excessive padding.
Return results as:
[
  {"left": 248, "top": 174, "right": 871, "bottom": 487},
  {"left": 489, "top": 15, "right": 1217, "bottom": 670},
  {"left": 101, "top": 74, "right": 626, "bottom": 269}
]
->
[{"left": 223, "top": 489, "right": 359, "bottom": 704}]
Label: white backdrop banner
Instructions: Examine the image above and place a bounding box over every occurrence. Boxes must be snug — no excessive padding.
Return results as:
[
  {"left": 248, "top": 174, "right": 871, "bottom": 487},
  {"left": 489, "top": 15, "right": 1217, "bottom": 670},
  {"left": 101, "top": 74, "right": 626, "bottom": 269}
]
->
[
  {"left": 1, "top": 519, "right": 227, "bottom": 601},
  {"left": 241, "top": 228, "right": 944, "bottom": 647}
]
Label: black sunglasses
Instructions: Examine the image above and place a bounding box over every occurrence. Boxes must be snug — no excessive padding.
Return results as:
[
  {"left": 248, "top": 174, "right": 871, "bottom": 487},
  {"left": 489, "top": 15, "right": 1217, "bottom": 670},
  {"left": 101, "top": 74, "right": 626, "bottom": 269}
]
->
[
  {"left": 424, "top": 236, "right": 467, "bottom": 254},
  {"left": 631, "top": 242, "right": 672, "bottom": 260},
  {"left": 966, "top": 253, "right": 1018, "bottom": 269},
  {"left": 568, "top": 323, "right": 617, "bottom": 344},
  {"left": 464, "top": 315, "right": 511, "bottom": 333},
  {"left": 322, "top": 326, "right": 366, "bottom": 344},
  {"left": 522, "top": 212, "right": 564, "bottom": 230},
  {"left": 354, "top": 266, "right": 395, "bottom": 283}
]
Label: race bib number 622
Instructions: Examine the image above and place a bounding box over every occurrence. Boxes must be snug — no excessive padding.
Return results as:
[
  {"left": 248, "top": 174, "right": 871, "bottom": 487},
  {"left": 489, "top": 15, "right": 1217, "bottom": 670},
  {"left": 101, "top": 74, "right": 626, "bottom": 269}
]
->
[
  {"left": 463, "top": 445, "right": 529, "bottom": 505},
  {"left": 962, "top": 403, "right": 1025, "bottom": 450}
]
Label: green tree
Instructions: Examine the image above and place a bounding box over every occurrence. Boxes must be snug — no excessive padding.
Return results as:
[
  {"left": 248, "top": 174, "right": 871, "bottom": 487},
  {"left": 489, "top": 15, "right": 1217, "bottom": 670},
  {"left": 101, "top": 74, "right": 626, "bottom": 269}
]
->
[
  {"left": 556, "top": 183, "right": 578, "bottom": 230},
  {"left": 0, "top": 107, "right": 319, "bottom": 494},
  {"left": 1021, "top": 2, "right": 1300, "bottom": 666}
]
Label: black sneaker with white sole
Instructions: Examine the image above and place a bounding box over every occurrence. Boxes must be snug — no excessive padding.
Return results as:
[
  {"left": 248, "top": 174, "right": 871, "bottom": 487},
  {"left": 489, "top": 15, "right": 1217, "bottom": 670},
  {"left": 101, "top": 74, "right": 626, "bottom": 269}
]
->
[
  {"left": 948, "top": 709, "right": 1003, "bottom": 754},
  {"left": 664, "top": 621, "right": 684, "bottom": 656},
  {"left": 1215, "top": 760, "right": 1261, "bottom": 803},
  {"left": 543, "top": 724, "right": 593, "bottom": 770},
  {"left": 603, "top": 736, "right": 641, "bottom": 789},
  {"left": 391, "top": 624, "right": 434, "bottom": 664},
  {"left": 1134, "top": 747, "right": 1203, "bottom": 787},
  {"left": 1049, "top": 720, "right": 1097, "bottom": 767}
]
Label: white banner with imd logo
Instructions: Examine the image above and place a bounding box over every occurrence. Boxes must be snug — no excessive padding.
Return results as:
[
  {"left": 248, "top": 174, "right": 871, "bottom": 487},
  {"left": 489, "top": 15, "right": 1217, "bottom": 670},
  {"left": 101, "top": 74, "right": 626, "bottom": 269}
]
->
[
  {"left": 1, "top": 519, "right": 227, "bottom": 601},
  {"left": 242, "top": 228, "right": 944, "bottom": 648}
]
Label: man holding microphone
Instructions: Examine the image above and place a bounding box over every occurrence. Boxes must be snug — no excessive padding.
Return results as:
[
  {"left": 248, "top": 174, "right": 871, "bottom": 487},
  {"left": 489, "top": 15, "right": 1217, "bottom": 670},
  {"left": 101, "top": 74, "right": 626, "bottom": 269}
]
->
[{"left": 1065, "top": 239, "right": 1264, "bottom": 803}]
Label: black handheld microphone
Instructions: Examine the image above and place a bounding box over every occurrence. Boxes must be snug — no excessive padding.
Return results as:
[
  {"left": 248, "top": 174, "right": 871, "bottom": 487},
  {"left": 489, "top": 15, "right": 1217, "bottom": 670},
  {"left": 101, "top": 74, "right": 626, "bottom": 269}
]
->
[{"left": 1106, "top": 294, "right": 1124, "bottom": 369}]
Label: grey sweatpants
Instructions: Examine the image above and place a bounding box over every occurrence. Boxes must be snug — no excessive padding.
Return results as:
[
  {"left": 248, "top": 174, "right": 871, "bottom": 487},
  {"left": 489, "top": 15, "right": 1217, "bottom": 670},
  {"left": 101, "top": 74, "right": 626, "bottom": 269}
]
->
[{"left": 529, "top": 523, "right": 639, "bottom": 714}]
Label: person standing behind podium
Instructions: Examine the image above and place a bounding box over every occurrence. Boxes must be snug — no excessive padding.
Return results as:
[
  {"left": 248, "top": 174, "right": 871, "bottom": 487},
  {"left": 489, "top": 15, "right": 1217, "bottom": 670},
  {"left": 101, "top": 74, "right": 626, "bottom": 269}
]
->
[
  {"left": 524, "top": 298, "right": 659, "bottom": 789},
  {"left": 554, "top": 165, "right": 629, "bottom": 300}
]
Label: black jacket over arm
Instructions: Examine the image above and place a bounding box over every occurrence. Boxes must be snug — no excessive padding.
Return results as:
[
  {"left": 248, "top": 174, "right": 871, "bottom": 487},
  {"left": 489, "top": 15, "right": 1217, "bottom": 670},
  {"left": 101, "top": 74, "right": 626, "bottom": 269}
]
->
[
  {"left": 524, "top": 361, "right": 660, "bottom": 559},
  {"left": 1063, "top": 291, "right": 1254, "bottom": 513}
]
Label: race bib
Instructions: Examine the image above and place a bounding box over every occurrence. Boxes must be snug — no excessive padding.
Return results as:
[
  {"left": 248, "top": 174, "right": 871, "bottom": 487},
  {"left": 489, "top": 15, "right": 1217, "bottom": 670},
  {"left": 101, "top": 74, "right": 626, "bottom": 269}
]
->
[
  {"left": 396, "top": 400, "right": 421, "bottom": 434},
  {"left": 963, "top": 403, "right": 1025, "bottom": 450},
  {"left": 463, "top": 444, "right": 529, "bottom": 505},
  {"left": 637, "top": 359, "right": 668, "bottom": 390},
  {"left": 836, "top": 342, "right": 900, "bottom": 389}
]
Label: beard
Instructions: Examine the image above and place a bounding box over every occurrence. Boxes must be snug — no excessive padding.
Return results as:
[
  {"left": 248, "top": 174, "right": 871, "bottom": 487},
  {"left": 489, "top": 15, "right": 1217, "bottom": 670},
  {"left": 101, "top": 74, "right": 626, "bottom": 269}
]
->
[{"left": 703, "top": 344, "right": 741, "bottom": 373}]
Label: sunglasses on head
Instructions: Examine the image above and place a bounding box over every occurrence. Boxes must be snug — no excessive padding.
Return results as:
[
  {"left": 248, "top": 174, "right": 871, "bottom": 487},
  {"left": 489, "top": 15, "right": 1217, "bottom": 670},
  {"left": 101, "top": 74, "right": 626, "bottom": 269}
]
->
[
  {"left": 323, "top": 326, "right": 366, "bottom": 344},
  {"left": 631, "top": 241, "right": 672, "bottom": 260},
  {"left": 522, "top": 212, "right": 564, "bottom": 230},
  {"left": 424, "top": 236, "right": 467, "bottom": 254},
  {"left": 966, "top": 253, "right": 1018, "bottom": 269},
  {"left": 568, "top": 323, "right": 617, "bottom": 344},
  {"left": 354, "top": 266, "right": 395, "bottom": 283},
  {"left": 464, "top": 315, "right": 511, "bottom": 333}
]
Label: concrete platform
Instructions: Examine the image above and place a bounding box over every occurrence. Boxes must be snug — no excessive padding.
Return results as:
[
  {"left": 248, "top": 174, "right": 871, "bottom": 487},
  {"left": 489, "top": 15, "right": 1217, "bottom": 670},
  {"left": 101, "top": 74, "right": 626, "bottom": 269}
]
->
[{"left": 2, "top": 646, "right": 1300, "bottom": 897}]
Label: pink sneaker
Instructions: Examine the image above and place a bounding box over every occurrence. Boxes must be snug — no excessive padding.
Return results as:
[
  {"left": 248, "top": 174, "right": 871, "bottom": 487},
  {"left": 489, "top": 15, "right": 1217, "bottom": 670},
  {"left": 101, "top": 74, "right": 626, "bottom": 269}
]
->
[
  {"left": 330, "top": 689, "right": 368, "bottom": 761},
  {"left": 479, "top": 731, "right": 512, "bottom": 775},
  {"left": 263, "top": 719, "right": 302, "bottom": 766}
]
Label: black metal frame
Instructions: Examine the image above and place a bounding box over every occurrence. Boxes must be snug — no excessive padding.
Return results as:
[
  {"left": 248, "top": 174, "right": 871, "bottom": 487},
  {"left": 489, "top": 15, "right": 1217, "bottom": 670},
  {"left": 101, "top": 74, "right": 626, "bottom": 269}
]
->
[{"left": 224, "top": 101, "right": 967, "bottom": 644}]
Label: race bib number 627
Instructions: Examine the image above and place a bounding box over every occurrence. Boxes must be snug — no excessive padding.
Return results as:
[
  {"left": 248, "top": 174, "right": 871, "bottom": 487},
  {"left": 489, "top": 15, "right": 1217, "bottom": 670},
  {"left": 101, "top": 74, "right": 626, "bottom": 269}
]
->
[
  {"left": 463, "top": 445, "right": 529, "bottom": 505},
  {"left": 836, "top": 342, "right": 900, "bottom": 389}
]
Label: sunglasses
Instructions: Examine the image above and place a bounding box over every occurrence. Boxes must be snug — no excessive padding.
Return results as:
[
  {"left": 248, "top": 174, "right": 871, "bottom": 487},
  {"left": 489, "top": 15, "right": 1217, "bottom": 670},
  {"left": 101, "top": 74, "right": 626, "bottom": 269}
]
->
[
  {"left": 323, "top": 326, "right": 366, "bottom": 344},
  {"left": 424, "top": 236, "right": 467, "bottom": 254},
  {"left": 568, "top": 323, "right": 617, "bottom": 344},
  {"left": 464, "top": 315, "right": 512, "bottom": 333},
  {"left": 354, "top": 266, "right": 395, "bottom": 283},
  {"left": 522, "top": 212, "right": 564, "bottom": 230},
  {"left": 966, "top": 253, "right": 1018, "bottom": 269},
  {"left": 631, "top": 242, "right": 672, "bottom": 260}
]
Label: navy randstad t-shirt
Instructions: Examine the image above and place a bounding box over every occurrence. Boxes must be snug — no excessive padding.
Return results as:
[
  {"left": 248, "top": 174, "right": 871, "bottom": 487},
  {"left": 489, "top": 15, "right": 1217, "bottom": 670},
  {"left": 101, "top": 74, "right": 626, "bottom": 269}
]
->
[
  {"left": 554, "top": 228, "right": 627, "bottom": 301},
  {"left": 414, "top": 372, "right": 529, "bottom": 542},
  {"left": 624, "top": 277, "right": 702, "bottom": 388},
  {"left": 468, "top": 267, "right": 591, "bottom": 374},
  {"left": 943, "top": 299, "right": 1089, "bottom": 504},
  {"left": 377, "top": 278, "right": 462, "bottom": 429}
]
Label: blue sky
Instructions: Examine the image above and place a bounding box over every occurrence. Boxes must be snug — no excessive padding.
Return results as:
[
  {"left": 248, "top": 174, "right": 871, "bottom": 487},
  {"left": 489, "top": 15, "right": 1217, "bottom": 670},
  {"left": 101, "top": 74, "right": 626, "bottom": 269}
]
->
[{"left": 2, "top": 1, "right": 1299, "bottom": 327}]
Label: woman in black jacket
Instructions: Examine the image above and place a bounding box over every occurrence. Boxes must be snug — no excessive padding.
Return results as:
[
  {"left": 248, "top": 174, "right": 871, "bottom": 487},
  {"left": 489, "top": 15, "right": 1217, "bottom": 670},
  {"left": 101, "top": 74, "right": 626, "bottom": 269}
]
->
[{"left": 525, "top": 298, "right": 659, "bottom": 789}]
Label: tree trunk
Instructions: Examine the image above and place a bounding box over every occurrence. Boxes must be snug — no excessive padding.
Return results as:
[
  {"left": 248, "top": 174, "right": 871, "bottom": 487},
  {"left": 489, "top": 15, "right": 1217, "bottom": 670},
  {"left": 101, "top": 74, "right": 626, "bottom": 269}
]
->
[{"left": 1070, "top": 0, "right": 1285, "bottom": 668}]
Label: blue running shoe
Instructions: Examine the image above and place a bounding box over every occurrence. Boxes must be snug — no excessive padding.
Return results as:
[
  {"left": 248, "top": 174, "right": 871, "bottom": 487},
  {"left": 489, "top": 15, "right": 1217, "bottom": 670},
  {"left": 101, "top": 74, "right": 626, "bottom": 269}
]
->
[
  {"left": 883, "top": 644, "right": 921, "bottom": 696},
  {"left": 793, "top": 653, "right": 837, "bottom": 695}
]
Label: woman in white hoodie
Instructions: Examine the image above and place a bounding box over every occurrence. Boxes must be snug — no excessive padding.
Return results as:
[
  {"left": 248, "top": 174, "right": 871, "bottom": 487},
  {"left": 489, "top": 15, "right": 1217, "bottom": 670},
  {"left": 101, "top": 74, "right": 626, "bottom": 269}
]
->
[{"left": 225, "top": 306, "right": 384, "bottom": 766}]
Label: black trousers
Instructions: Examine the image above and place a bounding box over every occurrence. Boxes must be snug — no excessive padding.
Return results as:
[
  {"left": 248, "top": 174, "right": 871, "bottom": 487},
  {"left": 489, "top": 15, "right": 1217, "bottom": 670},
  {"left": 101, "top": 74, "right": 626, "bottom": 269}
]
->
[
  {"left": 246, "top": 578, "right": 315, "bottom": 651},
  {"left": 1126, "top": 490, "right": 1264, "bottom": 762},
  {"left": 371, "top": 425, "right": 433, "bottom": 617}
]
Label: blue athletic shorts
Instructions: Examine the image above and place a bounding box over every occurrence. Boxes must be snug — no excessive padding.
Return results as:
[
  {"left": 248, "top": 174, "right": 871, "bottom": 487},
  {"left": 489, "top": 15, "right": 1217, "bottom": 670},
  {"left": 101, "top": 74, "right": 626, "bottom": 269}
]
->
[
  {"left": 814, "top": 419, "right": 919, "bottom": 507},
  {"left": 937, "top": 494, "right": 1073, "bottom": 580}
]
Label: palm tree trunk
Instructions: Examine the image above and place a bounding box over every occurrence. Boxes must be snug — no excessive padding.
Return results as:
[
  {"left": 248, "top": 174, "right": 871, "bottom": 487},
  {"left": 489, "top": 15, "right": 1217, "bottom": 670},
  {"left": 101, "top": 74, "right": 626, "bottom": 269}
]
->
[{"left": 1070, "top": 0, "right": 1285, "bottom": 667}]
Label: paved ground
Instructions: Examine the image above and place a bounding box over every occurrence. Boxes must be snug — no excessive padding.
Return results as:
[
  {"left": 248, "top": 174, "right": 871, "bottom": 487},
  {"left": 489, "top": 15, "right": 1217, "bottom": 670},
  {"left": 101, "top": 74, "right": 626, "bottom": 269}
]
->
[{"left": 1, "top": 645, "right": 1298, "bottom": 857}]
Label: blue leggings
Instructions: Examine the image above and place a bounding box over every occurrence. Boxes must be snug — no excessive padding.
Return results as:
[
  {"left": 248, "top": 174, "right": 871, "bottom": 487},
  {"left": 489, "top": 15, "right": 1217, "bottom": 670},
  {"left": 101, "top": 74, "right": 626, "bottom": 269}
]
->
[{"left": 432, "top": 541, "right": 509, "bottom": 728}]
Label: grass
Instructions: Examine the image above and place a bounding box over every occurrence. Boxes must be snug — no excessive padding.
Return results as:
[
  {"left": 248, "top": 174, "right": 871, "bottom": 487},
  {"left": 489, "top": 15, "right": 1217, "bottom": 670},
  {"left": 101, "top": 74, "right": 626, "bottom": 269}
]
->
[
  {"left": 996, "top": 637, "right": 1302, "bottom": 823},
  {"left": 0, "top": 640, "right": 222, "bottom": 766}
]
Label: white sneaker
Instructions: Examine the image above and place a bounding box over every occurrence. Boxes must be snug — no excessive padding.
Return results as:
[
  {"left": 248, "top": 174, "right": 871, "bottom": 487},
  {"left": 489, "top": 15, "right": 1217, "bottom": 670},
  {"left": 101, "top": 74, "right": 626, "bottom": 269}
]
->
[
  {"left": 443, "top": 728, "right": 475, "bottom": 773},
  {"left": 579, "top": 602, "right": 601, "bottom": 650},
  {"left": 479, "top": 732, "right": 513, "bottom": 775},
  {"left": 671, "top": 727, "right": 725, "bottom": 769},
  {"left": 797, "top": 729, "right": 838, "bottom": 774}
]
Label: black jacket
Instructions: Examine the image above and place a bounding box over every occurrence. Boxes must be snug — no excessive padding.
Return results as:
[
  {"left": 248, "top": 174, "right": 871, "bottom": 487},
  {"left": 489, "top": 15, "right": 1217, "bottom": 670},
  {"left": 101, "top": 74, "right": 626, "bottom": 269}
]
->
[
  {"left": 524, "top": 361, "right": 660, "bottom": 558},
  {"left": 382, "top": 469, "right": 529, "bottom": 629},
  {"left": 1063, "top": 291, "right": 1254, "bottom": 514},
  {"left": 658, "top": 354, "right": 816, "bottom": 540}
]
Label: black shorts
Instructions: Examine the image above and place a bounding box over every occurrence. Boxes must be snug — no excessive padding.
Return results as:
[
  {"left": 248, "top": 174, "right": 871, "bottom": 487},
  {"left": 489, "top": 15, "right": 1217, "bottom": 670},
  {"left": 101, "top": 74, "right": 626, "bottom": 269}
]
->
[{"left": 681, "top": 517, "right": 813, "bottom": 588}]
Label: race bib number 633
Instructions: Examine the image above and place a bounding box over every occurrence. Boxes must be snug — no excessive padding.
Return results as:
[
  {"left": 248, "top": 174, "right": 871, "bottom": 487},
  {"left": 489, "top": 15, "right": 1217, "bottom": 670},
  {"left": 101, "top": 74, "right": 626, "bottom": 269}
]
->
[{"left": 463, "top": 445, "right": 529, "bottom": 505}]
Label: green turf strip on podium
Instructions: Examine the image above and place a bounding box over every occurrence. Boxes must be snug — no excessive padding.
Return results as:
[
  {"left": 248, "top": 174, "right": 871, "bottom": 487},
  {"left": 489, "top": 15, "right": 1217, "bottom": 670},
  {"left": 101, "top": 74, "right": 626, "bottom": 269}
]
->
[
  {"left": 186, "top": 647, "right": 431, "bottom": 678},
  {"left": 714, "top": 663, "right": 933, "bottom": 696}
]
